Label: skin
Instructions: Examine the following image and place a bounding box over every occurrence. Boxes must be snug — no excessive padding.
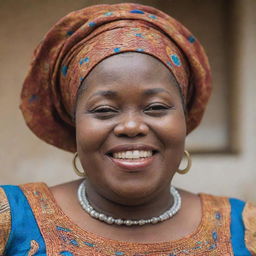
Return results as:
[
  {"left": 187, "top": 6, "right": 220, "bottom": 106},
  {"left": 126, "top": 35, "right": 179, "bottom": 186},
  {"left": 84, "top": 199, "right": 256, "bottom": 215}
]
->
[{"left": 50, "top": 53, "right": 202, "bottom": 243}]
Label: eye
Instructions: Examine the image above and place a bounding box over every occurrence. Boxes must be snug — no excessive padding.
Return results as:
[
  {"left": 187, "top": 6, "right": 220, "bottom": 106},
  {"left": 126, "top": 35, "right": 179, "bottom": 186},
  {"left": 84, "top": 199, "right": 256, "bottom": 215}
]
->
[
  {"left": 90, "top": 106, "right": 118, "bottom": 119},
  {"left": 144, "top": 103, "right": 172, "bottom": 116},
  {"left": 94, "top": 107, "right": 116, "bottom": 113}
]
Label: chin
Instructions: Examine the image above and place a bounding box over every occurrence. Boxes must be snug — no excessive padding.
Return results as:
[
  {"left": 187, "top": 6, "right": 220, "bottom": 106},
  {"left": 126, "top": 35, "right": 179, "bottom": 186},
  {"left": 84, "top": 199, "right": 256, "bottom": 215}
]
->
[{"left": 103, "top": 177, "right": 165, "bottom": 206}]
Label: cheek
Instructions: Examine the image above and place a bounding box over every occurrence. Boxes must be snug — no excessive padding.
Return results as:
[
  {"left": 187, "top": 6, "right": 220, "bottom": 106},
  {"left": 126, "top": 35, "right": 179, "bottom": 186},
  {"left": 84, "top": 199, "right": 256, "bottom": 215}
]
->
[
  {"left": 156, "top": 112, "right": 186, "bottom": 173},
  {"left": 76, "top": 117, "right": 110, "bottom": 154},
  {"left": 157, "top": 111, "right": 186, "bottom": 147}
]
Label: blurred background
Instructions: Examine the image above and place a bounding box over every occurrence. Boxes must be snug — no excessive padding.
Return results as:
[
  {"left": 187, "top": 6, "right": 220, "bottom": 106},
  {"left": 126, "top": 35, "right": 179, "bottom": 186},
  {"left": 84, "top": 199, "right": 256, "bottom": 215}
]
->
[{"left": 0, "top": 0, "right": 255, "bottom": 201}]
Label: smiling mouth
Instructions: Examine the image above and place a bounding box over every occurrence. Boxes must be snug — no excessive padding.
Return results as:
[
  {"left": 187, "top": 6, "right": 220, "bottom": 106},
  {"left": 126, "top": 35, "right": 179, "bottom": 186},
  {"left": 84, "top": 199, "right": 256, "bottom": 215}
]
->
[{"left": 106, "top": 149, "right": 158, "bottom": 170}]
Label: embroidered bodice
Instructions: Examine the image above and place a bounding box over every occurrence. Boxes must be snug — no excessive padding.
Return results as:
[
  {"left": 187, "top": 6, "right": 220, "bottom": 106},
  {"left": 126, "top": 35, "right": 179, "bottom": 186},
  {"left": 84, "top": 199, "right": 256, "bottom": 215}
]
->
[{"left": 0, "top": 183, "right": 255, "bottom": 255}]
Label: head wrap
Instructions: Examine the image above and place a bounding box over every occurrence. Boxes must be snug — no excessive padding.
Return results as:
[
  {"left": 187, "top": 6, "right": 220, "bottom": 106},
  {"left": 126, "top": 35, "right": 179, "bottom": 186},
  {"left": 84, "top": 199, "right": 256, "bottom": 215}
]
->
[{"left": 20, "top": 3, "right": 211, "bottom": 153}]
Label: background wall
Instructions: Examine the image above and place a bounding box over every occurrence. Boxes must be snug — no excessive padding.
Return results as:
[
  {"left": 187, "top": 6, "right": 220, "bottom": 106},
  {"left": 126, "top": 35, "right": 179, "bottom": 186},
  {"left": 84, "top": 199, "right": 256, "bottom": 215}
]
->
[{"left": 0, "top": 0, "right": 255, "bottom": 202}]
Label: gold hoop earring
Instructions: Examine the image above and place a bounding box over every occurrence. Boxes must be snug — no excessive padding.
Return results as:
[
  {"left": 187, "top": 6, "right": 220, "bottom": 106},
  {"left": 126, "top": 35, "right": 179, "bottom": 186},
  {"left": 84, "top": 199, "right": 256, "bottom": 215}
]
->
[
  {"left": 177, "top": 150, "right": 192, "bottom": 175},
  {"left": 73, "top": 152, "right": 86, "bottom": 177}
]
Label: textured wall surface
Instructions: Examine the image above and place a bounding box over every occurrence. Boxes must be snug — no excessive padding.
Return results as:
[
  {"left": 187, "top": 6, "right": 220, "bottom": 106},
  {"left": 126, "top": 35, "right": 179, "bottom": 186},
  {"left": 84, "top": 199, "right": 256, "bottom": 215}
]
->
[{"left": 0, "top": 0, "right": 255, "bottom": 202}]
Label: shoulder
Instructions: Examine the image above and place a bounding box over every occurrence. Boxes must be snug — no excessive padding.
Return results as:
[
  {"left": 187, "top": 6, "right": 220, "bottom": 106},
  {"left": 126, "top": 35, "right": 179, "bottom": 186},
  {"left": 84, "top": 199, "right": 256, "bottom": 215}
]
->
[
  {"left": 201, "top": 193, "right": 252, "bottom": 216},
  {"left": 0, "top": 183, "right": 48, "bottom": 254},
  {"left": 243, "top": 200, "right": 256, "bottom": 255},
  {"left": 203, "top": 194, "right": 256, "bottom": 255},
  {"left": 0, "top": 186, "right": 11, "bottom": 254},
  {"left": 0, "top": 182, "right": 48, "bottom": 208}
]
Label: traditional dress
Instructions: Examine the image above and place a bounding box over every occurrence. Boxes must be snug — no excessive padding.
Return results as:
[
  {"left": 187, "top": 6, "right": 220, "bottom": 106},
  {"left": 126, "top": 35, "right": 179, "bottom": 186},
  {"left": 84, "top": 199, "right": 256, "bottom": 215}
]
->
[{"left": 0, "top": 183, "right": 255, "bottom": 255}]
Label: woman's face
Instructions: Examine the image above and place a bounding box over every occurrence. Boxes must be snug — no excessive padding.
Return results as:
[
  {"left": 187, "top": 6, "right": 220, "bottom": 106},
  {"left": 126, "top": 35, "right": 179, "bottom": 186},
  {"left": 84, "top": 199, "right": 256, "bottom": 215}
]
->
[{"left": 75, "top": 52, "right": 186, "bottom": 205}]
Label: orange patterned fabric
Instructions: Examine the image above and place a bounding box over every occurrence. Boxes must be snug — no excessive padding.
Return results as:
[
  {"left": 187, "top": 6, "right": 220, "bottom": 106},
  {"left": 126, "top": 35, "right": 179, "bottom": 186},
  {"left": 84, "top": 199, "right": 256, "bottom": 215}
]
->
[
  {"left": 243, "top": 201, "right": 256, "bottom": 255},
  {"left": 28, "top": 240, "right": 40, "bottom": 256},
  {"left": 20, "top": 3, "right": 211, "bottom": 152},
  {"left": 0, "top": 187, "right": 11, "bottom": 255},
  {"left": 20, "top": 183, "right": 233, "bottom": 256}
]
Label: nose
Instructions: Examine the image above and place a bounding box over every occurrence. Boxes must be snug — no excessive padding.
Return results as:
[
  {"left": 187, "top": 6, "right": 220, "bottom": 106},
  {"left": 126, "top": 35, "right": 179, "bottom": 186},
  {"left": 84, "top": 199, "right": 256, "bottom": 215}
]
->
[{"left": 113, "top": 111, "right": 149, "bottom": 138}]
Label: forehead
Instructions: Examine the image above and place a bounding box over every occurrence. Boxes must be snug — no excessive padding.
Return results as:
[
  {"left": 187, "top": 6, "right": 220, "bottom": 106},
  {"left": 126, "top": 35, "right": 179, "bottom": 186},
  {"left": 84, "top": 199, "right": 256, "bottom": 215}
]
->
[{"left": 81, "top": 52, "right": 179, "bottom": 95}]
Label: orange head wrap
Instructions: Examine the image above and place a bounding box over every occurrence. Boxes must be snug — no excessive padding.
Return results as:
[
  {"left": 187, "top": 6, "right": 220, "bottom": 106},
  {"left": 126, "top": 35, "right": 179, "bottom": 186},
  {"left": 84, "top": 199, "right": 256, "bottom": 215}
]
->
[{"left": 20, "top": 3, "right": 211, "bottom": 152}]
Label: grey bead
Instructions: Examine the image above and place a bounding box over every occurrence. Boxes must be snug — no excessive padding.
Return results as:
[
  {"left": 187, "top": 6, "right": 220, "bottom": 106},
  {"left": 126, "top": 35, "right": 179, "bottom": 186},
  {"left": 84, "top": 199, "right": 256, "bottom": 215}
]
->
[
  {"left": 89, "top": 210, "right": 95, "bottom": 216},
  {"left": 139, "top": 220, "right": 146, "bottom": 225},
  {"left": 151, "top": 217, "right": 159, "bottom": 224},
  {"left": 106, "top": 217, "right": 114, "bottom": 224},
  {"left": 124, "top": 220, "right": 132, "bottom": 226},
  {"left": 99, "top": 214, "right": 105, "bottom": 220},
  {"left": 115, "top": 219, "right": 123, "bottom": 225}
]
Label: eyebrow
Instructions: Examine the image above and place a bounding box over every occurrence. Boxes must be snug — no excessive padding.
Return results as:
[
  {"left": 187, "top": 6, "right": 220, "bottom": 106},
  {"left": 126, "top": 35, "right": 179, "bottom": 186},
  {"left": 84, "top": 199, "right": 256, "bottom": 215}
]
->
[
  {"left": 143, "top": 88, "right": 172, "bottom": 96},
  {"left": 89, "top": 90, "right": 118, "bottom": 100},
  {"left": 88, "top": 88, "right": 171, "bottom": 100}
]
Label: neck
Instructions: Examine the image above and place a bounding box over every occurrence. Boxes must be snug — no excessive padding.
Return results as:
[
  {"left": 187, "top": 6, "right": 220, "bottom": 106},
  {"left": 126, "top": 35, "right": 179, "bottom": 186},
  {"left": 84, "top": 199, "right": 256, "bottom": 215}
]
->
[{"left": 85, "top": 180, "right": 174, "bottom": 220}]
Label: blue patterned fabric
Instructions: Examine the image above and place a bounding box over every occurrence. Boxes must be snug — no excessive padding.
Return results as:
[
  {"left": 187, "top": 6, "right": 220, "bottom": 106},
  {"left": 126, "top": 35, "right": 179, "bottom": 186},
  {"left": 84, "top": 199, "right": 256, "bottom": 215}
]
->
[
  {"left": 1, "top": 185, "right": 46, "bottom": 255},
  {"left": 230, "top": 198, "right": 251, "bottom": 256}
]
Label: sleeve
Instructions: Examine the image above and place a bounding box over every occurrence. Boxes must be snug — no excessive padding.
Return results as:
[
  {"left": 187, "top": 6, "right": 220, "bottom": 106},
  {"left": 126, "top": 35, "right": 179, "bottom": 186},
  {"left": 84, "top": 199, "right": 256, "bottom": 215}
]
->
[
  {"left": 0, "top": 187, "right": 11, "bottom": 255},
  {"left": 243, "top": 201, "right": 256, "bottom": 255}
]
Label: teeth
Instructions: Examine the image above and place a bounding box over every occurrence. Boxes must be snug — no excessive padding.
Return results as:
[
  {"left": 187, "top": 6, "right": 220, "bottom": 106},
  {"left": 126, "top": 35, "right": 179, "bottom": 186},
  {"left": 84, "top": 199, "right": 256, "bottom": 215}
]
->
[{"left": 113, "top": 150, "right": 153, "bottom": 159}]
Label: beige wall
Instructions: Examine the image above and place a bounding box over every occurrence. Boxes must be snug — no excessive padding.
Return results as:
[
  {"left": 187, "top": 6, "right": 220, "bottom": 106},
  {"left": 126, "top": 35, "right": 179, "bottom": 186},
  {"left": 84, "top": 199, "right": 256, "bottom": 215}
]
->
[{"left": 0, "top": 0, "right": 255, "bottom": 202}]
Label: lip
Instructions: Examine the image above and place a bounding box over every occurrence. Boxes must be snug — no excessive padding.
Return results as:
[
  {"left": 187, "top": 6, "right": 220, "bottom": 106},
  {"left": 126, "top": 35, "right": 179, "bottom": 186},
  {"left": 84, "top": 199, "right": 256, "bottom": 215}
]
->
[
  {"left": 109, "top": 156, "right": 155, "bottom": 171},
  {"left": 105, "top": 144, "right": 159, "bottom": 171}
]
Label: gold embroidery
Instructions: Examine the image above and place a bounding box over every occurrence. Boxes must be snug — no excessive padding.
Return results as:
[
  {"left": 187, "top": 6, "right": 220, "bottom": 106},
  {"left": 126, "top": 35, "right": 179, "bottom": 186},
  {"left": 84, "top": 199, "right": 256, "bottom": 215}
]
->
[
  {"left": 20, "top": 183, "right": 233, "bottom": 255},
  {"left": 28, "top": 240, "right": 39, "bottom": 256},
  {"left": 0, "top": 187, "right": 11, "bottom": 255},
  {"left": 243, "top": 201, "right": 256, "bottom": 255}
]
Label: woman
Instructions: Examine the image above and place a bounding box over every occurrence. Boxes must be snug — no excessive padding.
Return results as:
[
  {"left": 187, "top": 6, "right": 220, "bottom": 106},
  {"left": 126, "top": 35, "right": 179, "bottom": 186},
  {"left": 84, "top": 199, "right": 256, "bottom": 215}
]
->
[{"left": 0, "top": 3, "right": 255, "bottom": 255}]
